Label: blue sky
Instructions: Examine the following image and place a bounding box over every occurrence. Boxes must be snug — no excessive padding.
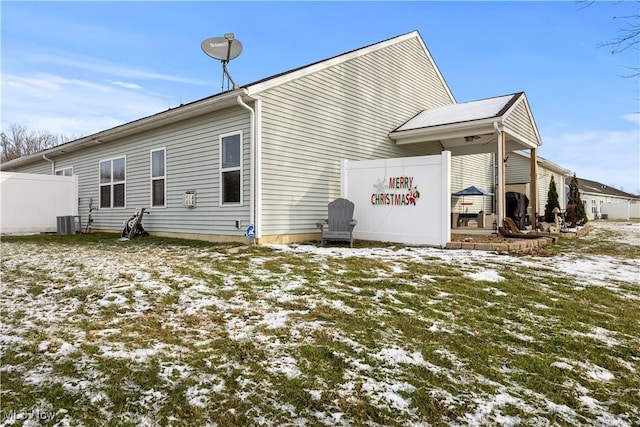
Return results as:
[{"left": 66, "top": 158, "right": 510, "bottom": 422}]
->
[{"left": 2, "top": 1, "right": 639, "bottom": 193}]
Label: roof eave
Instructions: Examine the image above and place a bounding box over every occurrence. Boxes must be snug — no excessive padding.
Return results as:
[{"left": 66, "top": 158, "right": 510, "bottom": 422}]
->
[
  {"left": 513, "top": 150, "right": 571, "bottom": 175},
  {"left": 390, "top": 117, "right": 500, "bottom": 144},
  {"left": 246, "top": 32, "right": 421, "bottom": 95},
  {"left": 246, "top": 30, "right": 455, "bottom": 103},
  {"left": 1, "top": 88, "right": 249, "bottom": 170}
]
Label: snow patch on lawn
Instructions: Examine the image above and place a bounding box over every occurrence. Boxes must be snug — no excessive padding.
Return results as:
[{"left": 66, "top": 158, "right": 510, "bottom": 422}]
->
[
  {"left": 572, "top": 326, "right": 621, "bottom": 348},
  {"left": 1, "top": 222, "right": 638, "bottom": 426},
  {"left": 467, "top": 270, "right": 504, "bottom": 282},
  {"left": 551, "top": 361, "right": 574, "bottom": 371}
]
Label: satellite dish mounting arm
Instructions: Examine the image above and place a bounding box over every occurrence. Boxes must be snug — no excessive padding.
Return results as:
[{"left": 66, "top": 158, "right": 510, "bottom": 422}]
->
[
  {"left": 222, "top": 60, "right": 239, "bottom": 90},
  {"left": 222, "top": 34, "right": 239, "bottom": 90}
]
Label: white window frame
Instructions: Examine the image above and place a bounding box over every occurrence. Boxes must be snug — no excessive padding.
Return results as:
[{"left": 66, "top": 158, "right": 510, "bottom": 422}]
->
[
  {"left": 55, "top": 166, "right": 74, "bottom": 176},
  {"left": 219, "top": 131, "right": 243, "bottom": 206},
  {"left": 150, "top": 147, "right": 167, "bottom": 208},
  {"left": 99, "top": 156, "right": 126, "bottom": 209}
]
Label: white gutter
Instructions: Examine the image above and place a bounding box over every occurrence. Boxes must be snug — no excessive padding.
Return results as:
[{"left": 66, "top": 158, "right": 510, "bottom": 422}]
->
[
  {"left": 390, "top": 117, "right": 501, "bottom": 141},
  {"left": 236, "top": 96, "right": 257, "bottom": 239},
  {"left": 42, "top": 155, "right": 55, "bottom": 175},
  {"left": 2, "top": 89, "right": 248, "bottom": 171},
  {"left": 254, "top": 99, "right": 262, "bottom": 239}
]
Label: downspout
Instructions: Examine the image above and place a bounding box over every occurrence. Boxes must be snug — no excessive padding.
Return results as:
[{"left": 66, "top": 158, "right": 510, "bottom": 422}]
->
[
  {"left": 42, "top": 154, "right": 55, "bottom": 175},
  {"left": 254, "top": 99, "right": 262, "bottom": 239},
  {"left": 236, "top": 96, "right": 256, "bottom": 239}
]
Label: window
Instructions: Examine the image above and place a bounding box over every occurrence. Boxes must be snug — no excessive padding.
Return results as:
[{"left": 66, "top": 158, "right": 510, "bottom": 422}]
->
[
  {"left": 55, "top": 167, "right": 73, "bottom": 176},
  {"left": 151, "top": 148, "right": 166, "bottom": 207},
  {"left": 99, "top": 157, "right": 126, "bottom": 208},
  {"left": 220, "top": 132, "right": 242, "bottom": 204}
]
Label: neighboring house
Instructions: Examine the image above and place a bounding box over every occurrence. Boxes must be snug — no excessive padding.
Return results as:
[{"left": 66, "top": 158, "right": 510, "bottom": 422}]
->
[
  {"left": 1, "top": 31, "right": 543, "bottom": 243},
  {"left": 576, "top": 177, "right": 640, "bottom": 220},
  {"left": 506, "top": 151, "right": 571, "bottom": 219}
]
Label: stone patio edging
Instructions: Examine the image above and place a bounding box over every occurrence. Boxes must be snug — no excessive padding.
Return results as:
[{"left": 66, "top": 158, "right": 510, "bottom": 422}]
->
[{"left": 445, "top": 225, "right": 592, "bottom": 252}]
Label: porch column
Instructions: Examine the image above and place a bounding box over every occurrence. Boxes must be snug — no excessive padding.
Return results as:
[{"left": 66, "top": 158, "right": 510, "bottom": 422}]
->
[
  {"left": 497, "top": 130, "right": 506, "bottom": 228},
  {"left": 530, "top": 148, "right": 538, "bottom": 225}
]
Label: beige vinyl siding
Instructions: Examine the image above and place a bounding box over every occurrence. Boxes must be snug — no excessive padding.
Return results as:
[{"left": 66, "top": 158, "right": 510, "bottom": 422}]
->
[
  {"left": 538, "top": 170, "right": 567, "bottom": 215},
  {"left": 506, "top": 154, "right": 531, "bottom": 185},
  {"left": 10, "top": 161, "right": 52, "bottom": 175},
  {"left": 506, "top": 154, "right": 567, "bottom": 216},
  {"left": 506, "top": 153, "right": 541, "bottom": 215},
  {"left": 255, "top": 37, "right": 453, "bottom": 235},
  {"left": 451, "top": 153, "right": 495, "bottom": 214},
  {"left": 536, "top": 174, "right": 551, "bottom": 216},
  {"left": 9, "top": 108, "right": 251, "bottom": 236},
  {"left": 504, "top": 100, "right": 538, "bottom": 145}
]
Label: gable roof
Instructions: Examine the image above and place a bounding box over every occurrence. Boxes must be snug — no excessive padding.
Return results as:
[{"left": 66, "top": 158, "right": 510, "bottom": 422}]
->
[
  {"left": 577, "top": 177, "right": 640, "bottom": 199},
  {"left": 389, "top": 91, "right": 542, "bottom": 152},
  {"left": 244, "top": 30, "right": 454, "bottom": 101},
  {"left": 394, "top": 92, "right": 520, "bottom": 132}
]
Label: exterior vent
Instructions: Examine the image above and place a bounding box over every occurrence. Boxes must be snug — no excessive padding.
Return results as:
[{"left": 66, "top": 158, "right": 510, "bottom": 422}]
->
[{"left": 183, "top": 191, "right": 196, "bottom": 208}]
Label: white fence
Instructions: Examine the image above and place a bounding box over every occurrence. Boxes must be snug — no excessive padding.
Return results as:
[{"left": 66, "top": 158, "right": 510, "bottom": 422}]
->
[
  {"left": 1, "top": 172, "right": 79, "bottom": 234},
  {"left": 601, "top": 202, "right": 640, "bottom": 220},
  {"left": 342, "top": 152, "right": 451, "bottom": 247}
]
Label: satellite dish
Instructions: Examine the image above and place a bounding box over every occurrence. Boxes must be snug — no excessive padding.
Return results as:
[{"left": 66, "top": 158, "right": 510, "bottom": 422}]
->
[
  {"left": 201, "top": 33, "right": 243, "bottom": 91},
  {"left": 201, "top": 36, "right": 243, "bottom": 62}
]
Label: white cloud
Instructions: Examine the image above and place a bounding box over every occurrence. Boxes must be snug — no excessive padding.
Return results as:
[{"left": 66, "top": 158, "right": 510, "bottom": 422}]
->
[
  {"left": 541, "top": 128, "right": 640, "bottom": 194},
  {"left": 1, "top": 73, "right": 171, "bottom": 137},
  {"left": 622, "top": 112, "right": 640, "bottom": 125},
  {"left": 110, "top": 81, "right": 143, "bottom": 90},
  {"left": 27, "top": 52, "right": 210, "bottom": 86},
  {"left": 1, "top": 45, "right": 213, "bottom": 138}
]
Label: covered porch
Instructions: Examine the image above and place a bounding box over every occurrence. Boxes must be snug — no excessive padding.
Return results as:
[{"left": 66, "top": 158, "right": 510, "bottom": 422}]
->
[{"left": 389, "top": 92, "right": 542, "bottom": 231}]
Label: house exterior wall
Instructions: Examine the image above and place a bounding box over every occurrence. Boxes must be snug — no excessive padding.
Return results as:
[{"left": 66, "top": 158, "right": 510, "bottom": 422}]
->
[
  {"left": 506, "top": 154, "right": 567, "bottom": 217},
  {"left": 10, "top": 108, "right": 252, "bottom": 237},
  {"left": 503, "top": 100, "right": 538, "bottom": 144},
  {"left": 505, "top": 153, "right": 531, "bottom": 185},
  {"left": 583, "top": 193, "right": 609, "bottom": 220},
  {"left": 582, "top": 193, "right": 639, "bottom": 220},
  {"left": 537, "top": 170, "right": 567, "bottom": 216},
  {"left": 11, "top": 33, "right": 536, "bottom": 243},
  {"left": 253, "top": 36, "right": 454, "bottom": 237},
  {"left": 450, "top": 153, "right": 494, "bottom": 213}
]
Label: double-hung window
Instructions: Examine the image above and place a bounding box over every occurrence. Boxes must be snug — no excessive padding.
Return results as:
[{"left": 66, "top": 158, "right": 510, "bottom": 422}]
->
[
  {"left": 151, "top": 148, "right": 166, "bottom": 207},
  {"left": 99, "top": 157, "right": 126, "bottom": 208},
  {"left": 220, "top": 132, "right": 242, "bottom": 205}
]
